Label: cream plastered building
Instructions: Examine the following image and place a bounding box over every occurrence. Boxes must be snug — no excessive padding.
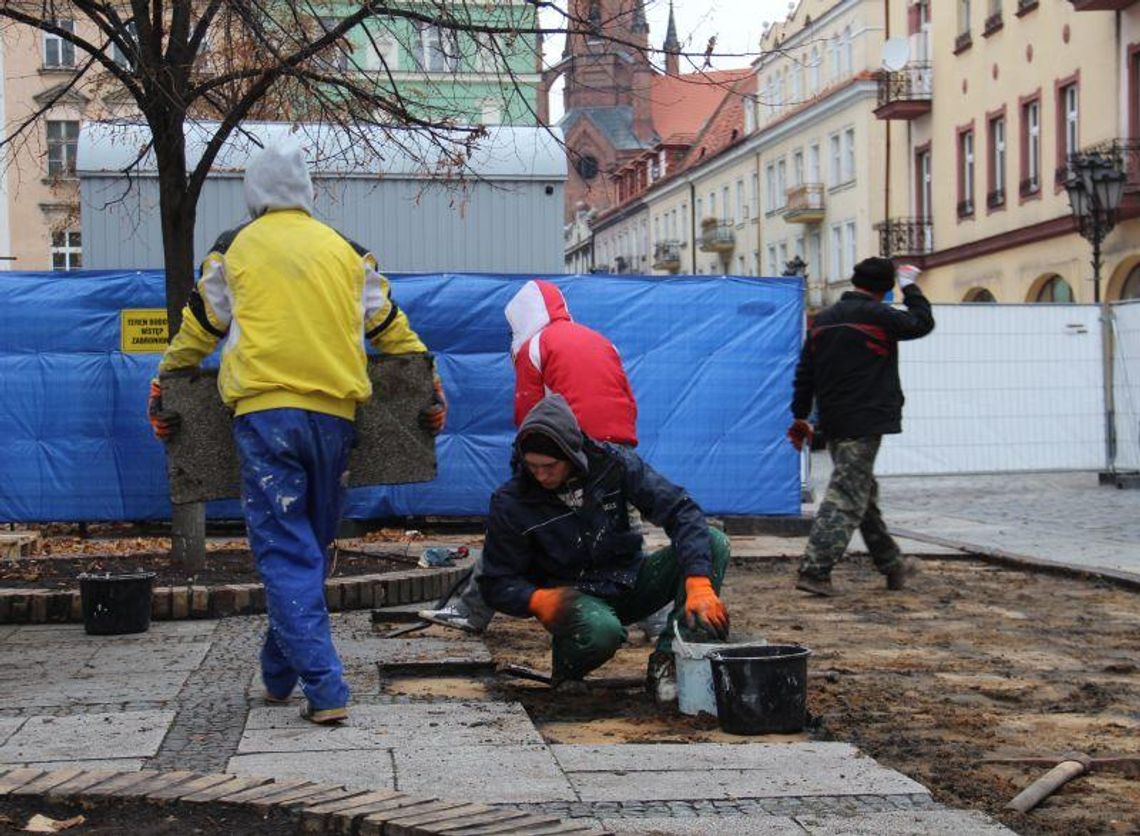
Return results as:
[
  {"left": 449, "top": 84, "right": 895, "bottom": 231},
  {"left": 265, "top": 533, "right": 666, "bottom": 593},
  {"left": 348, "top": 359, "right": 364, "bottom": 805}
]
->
[
  {"left": 879, "top": 0, "right": 1140, "bottom": 303},
  {"left": 589, "top": 0, "right": 890, "bottom": 308},
  {"left": 0, "top": 19, "right": 129, "bottom": 270}
]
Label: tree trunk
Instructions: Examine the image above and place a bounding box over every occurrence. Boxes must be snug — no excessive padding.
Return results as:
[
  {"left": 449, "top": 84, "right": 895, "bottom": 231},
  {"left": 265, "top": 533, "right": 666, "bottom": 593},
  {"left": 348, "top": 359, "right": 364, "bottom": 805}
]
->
[{"left": 155, "top": 115, "right": 206, "bottom": 572}]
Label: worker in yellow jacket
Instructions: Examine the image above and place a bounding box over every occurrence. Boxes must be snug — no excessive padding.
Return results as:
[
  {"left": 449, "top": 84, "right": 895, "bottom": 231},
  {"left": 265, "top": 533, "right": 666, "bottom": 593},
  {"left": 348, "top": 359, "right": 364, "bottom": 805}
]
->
[{"left": 148, "top": 140, "right": 445, "bottom": 725}]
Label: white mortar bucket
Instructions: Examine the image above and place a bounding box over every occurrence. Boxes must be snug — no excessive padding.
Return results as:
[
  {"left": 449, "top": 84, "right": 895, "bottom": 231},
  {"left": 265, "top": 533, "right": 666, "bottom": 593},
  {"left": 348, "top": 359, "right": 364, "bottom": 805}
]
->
[{"left": 673, "top": 622, "right": 765, "bottom": 716}]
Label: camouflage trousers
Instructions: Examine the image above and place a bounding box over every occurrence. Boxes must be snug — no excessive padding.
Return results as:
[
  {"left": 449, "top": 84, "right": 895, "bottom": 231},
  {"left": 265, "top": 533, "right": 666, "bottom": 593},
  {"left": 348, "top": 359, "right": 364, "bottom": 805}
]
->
[{"left": 800, "top": 436, "right": 902, "bottom": 579}]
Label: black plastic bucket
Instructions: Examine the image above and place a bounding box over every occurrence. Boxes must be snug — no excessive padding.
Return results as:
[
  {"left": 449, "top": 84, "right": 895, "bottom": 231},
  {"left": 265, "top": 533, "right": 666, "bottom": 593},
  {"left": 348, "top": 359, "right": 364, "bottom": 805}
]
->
[
  {"left": 709, "top": 644, "right": 811, "bottom": 735},
  {"left": 78, "top": 572, "right": 156, "bottom": 635}
]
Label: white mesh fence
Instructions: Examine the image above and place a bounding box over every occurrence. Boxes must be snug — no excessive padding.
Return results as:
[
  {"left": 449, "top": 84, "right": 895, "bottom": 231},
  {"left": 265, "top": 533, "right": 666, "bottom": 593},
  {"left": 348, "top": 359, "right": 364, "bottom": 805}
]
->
[{"left": 1113, "top": 300, "right": 1140, "bottom": 471}]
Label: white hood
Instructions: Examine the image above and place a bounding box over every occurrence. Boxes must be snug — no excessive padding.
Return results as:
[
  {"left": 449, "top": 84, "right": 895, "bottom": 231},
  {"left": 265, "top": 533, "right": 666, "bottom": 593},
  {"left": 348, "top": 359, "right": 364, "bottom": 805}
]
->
[
  {"left": 243, "top": 139, "right": 316, "bottom": 218},
  {"left": 504, "top": 280, "right": 571, "bottom": 358}
]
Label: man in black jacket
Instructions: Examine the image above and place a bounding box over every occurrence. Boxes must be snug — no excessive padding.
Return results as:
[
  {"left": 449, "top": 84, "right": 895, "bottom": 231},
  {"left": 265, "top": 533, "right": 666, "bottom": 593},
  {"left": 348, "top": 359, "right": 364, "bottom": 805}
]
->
[
  {"left": 788, "top": 257, "right": 934, "bottom": 596},
  {"left": 480, "top": 395, "right": 730, "bottom": 700}
]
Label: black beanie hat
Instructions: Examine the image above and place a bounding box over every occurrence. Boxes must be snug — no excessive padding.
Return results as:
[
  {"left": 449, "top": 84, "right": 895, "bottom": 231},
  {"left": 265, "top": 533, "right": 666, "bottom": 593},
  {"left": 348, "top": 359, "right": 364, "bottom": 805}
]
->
[
  {"left": 519, "top": 430, "right": 571, "bottom": 462},
  {"left": 851, "top": 257, "right": 896, "bottom": 293}
]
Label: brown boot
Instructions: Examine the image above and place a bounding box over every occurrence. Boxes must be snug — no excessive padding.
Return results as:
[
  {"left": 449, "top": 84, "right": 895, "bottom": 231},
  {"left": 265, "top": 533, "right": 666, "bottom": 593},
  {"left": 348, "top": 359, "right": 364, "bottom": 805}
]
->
[
  {"left": 885, "top": 558, "right": 918, "bottom": 591},
  {"left": 795, "top": 573, "right": 837, "bottom": 597}
]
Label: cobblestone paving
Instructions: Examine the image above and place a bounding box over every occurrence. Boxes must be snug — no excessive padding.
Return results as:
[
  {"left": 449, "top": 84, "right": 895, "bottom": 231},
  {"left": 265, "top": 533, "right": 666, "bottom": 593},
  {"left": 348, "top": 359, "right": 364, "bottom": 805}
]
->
[
  {"left": 148, "top": 617, "right": 258, "bottom": 773},
  {"left": 510, "top": 793, "right": 940, "bottom": 819}
]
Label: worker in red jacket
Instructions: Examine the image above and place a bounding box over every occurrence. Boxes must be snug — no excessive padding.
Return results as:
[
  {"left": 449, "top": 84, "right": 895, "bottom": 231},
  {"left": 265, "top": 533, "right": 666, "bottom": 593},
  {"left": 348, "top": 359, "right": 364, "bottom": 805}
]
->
[{"left": 420, "top": 280, "right": 670, "bottom": 646}]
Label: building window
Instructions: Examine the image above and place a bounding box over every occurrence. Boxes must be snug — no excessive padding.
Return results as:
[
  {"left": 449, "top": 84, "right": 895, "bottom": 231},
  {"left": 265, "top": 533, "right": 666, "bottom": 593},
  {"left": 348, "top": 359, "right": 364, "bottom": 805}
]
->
[
  {"left": 696, "top": 197, "right": 704, "bottom": 224},
  {"left": 317, "top": 18, "right": 351, "bottom": 71},
  {"left": 958, "top": 129, "right": 975, "bottom": 217},
  {"left": 46, "top": 120, "right": 79, "bottom": 176},
  {"left": 1021, "top": 97, "right": 1040, "bottom": 196},
  {"left": 765, "top": 164, "right": 776, "bottom": 213},
  {"left": 843, "top": 128, "right": 856, "bottom": 183},
  {"left": 844, "top": 222, "right": 857, "bottom": 279},
  {"left": 776, "top": 159, "right": 787, "bottom": 207},
  {"left": 793, "top": 150, "right": 804, "bottom": 186},
  {"left": 750, "top": 173, "right": 758, "bottom": 217},
  {"left": 829, "top": 134, "right": 841, "bottom": 186},
  {"left": 413, "top": 21, "right": 459, "bottom": 72},
  {"left": 829, "top": 224, "right": 843, "bottom": 282},
  {"left": 958, "top": 0, "right": 972, "bottom": 36},
  {"left": 1035, "top": 275, "right": 1073, "bottom": 303},
  {"left": 964, "top": 287, "right": 997, "bottom": 302},
  {"left": 362, "top": 20, "right": 400, "bottom": 71},
  {"left": 51, "top": 230, "right": 82, "bottom": 271},
  {"left": 722, "top": 186, "right": 731, "bottom": 223},
  {"left": 841, "top": 26, "right": 853, "bottom": 75},
  {"left": 1058, "top": 82, "right": 1079, "bottom": 177},
  {"left": 830, "top": 34, "right": 841, "bottom": 81},
  {"left": 809, "top": 46, "right": 821, "bottom": 92},
  {"left": 988, "top": 116, "right": 1006, "bottom": 207},
  {"left": 680, "top": 203, "right": 688, "bottom": 243},
  {"left": 112, "top": 21, "right": 138, "bottom": 69},
  {"left": 808, "top": 142, "right": 821, "bottom": 182},
  {"left": 917, "top": 148, "right": 932, "bottom": 219},
  {"left": 43, "top": 19, "right": 75, "bottom": 68},
  {"left": 736, "top": 179, "right": 746, "bottom": 221},
  {"left": 767, "top": 245, "right": 778, "bottom": 276}
]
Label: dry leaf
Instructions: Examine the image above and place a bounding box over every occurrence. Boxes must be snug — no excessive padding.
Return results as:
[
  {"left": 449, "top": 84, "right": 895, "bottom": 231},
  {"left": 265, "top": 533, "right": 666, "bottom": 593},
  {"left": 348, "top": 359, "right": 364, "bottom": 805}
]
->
[{"left": 23, "top": 813, "right": 86, "bottom": 833}]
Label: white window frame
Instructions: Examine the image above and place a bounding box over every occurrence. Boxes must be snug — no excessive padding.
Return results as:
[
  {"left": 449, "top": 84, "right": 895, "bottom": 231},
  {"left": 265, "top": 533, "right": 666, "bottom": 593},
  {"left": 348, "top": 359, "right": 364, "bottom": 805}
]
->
[
  {"left": 829, "top": 134, "right": 842, "bottom": 186},
  {"left": 1027, "top": 100, "right": 1040, "bottom": 189},
  {"left": 414, "top": 21, "right": 459, "bottom": 72},
  {"left": 46, "top": 120, "right": 79, "bottom": 176},
  {"left": 808, "top": 142, "right": 821, "bottom": 182},
  {"left": 51, "top": 230, "right": 82, "bottom": 271},
  {"left": 993, "top": 117, "right": 1006, "bottom": 196},
  {"left": 776, "top": 159, "right": 787, "bottom": 208},
  {"left": 844, "top": 221, "right": 857, "bottom": 279},
  {"left": 43, "top": 19, "right": 76, "bottom": 68},
  {"left": 962, "top": 129, "right": 975, "bottom": 209},
  {"left": 765, "top": 163, "right": 777, "bottom": 213},
  {"left": 810, "top": 46, "right": 821, "bottom": 92},
  {"left": 736, "top": 179, "right": 746, "bottom": 222},
  {"left": 829, "top": 224, "right": 843, "bottom": 282},
  {"left": 843, "top": 128, "right": 856, "bottom": 183},
  {"left": 1063, "top": 84, "right": 1079, "bottom": 160}
]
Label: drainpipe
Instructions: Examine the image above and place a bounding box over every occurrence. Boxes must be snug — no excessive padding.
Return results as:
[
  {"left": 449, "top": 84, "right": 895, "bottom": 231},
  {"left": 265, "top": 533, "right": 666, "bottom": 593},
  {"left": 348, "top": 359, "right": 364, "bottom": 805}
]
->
[
  {"left": 689, "top": 180, "right": 698, "bottom": 273},
  {"left": 884, "top": 0, "right": 891, "bottom": 241}
]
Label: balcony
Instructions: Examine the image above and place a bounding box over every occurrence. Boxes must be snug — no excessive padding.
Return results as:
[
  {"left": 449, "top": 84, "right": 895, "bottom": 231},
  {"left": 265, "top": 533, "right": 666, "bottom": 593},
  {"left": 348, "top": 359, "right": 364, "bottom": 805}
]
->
[
  {"left": 783, "top": 183, "right": 826, "bottom": 223},
  {"left": 1069, "top": 0, "right": 1137, "bottom": 7},
  {"left": 699, "top": 219, "right": 735, "bottom": 253},
  {"left": 652, "top": 240, "right": 682, "bottom": 272},
  {"left": 874, "top": 218, "right": 933, "bottom": 259},
  {"left": 874, "top": 64, "right": 932, "bottom": 120}
]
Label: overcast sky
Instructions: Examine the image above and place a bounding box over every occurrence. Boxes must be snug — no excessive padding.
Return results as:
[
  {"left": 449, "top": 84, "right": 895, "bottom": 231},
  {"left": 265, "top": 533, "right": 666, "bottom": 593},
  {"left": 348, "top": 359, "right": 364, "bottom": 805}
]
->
[{"left": 543, "top": 0, "right": 792, "bottom": 120}]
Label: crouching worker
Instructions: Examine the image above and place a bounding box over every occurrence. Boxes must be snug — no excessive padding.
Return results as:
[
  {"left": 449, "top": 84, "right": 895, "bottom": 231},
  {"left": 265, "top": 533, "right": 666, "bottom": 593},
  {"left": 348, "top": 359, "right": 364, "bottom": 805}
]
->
[{"left": 479, "top": 394, "right": 730, "bottom": 702}]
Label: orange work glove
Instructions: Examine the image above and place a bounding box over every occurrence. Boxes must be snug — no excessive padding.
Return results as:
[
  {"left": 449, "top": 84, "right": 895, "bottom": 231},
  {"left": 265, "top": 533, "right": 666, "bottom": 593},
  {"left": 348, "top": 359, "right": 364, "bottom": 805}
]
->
[
  {"left": 684, "top": 576, "right": 729, "bottom": 640},
  {"left": 786, "top": 419, "right": 814, "bottom": 452},
  {"left": 528, "top": 587, "right": 579, "bottom": 633},
  {"left": 147, "top": 378, "right": 181, "bottom": 441},
  {"left": 418, "top": 376, "right": 447, "bottom": 436}
]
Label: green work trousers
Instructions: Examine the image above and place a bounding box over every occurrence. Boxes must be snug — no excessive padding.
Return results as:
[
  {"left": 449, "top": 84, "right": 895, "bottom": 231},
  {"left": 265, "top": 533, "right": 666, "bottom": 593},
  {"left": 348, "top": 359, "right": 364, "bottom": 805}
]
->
[{"left": 551, "top": 527, "right": 731, "bottom": 682}]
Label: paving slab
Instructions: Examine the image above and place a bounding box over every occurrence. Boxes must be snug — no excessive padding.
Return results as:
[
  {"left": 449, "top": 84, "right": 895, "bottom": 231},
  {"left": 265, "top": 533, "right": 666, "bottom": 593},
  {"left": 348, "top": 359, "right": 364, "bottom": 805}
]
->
[
  {"left": 0, "top": 670, "right": 190, "bottom": 709},
  {"left": 227, "top": 749, "right": 396, "bottom": 791},
  {"left": 239, "top": 702, "right": 542, "bottom": 752},
  {"left": 18, "top": 758, "right": 146, "bottom": 772},
  {"left": 162, "top": 354, "right": 436, "bottom": 503},
  {"left": 0, "top": 718, "right": 24, "bottom": 746},
  {"left": 0, "top": 710, "right": 174, "bottom": 763},
  {"left": 561, "top": 742, "right": 926, "bottom": 802},
  {"left": 796, "top": 809, "right": 1015, "bottom": 834},
  {"left": 598, "top": 817, "right": 804, "bottom": 835},
  {"left": 85, "top": 641, "right": 211, "bottom": 673},
  {"left": 393, "top": 744, "right": 577, "bottom": 803},
  {"left": 5, "top": 621, "right": 216, "bottom": 643},
  {"left": 373, "top": 637, "right": 495, "bottom": 676}
]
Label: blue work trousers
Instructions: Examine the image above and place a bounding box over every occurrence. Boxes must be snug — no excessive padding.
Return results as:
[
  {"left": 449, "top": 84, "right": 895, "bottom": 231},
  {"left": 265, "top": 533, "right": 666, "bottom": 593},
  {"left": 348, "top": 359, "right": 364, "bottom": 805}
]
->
[{"left": 234, "top": 408, "right": 355, "bottom": 710}]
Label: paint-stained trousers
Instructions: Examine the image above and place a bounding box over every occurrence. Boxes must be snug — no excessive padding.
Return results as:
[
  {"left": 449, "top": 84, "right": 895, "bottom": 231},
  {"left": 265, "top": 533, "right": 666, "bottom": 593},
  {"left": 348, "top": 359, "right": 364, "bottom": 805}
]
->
[
  {"left": 551, "top": 527, "right": 731, "bottom": 682},
  {"left": 800, "top": 436, "right": 902, "bottom": 580},
  {"left": 234, "top": 408, "right": 354, "bottom": 710}
]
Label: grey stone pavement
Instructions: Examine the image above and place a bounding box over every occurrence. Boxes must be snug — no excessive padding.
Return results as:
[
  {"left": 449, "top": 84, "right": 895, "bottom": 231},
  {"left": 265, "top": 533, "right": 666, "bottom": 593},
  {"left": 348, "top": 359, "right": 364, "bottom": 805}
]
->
[
  {"left": 810, "top": 452, "right": 1140, "bottom": 581},
  {"left": 0, "top": 606, "right": 1013, "bottom": 834}
]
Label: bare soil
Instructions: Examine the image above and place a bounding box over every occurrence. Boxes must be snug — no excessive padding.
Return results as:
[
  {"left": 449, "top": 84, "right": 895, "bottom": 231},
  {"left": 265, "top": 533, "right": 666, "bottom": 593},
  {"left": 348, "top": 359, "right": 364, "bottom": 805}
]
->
[
  {"left": 0, "top": 796, "right": 294, "bottom": 834},
  {"left": 0, "top": 547, "right": 411, "bottom": 589},
  {"left": 479, "top": 555, "right": 1140, "bottom": 836}
]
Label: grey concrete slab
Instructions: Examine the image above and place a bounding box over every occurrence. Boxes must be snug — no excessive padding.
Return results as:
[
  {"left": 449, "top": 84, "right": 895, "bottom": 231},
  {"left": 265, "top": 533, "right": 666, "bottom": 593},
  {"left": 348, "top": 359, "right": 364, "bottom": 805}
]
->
[
  {"left": 16, "top": 758, "right": 146, "bottom": 771},
  {"left": 0, "top": 670, "right": 190, "bottom": 709},
  {"left": 163, "top": 354, "right": 436, "bottom": 503},
  {"left": 0, "top": 710, "right": 175, "bottom": 763},
  {"left": 393, "top": 744, "right": 578, "bottom": 804},
  {"left": 0, "top": 718, "right": 25, "bottom": 746},
  {"left": 84, "top": 641, "right": 211, "bottom": 673},
  {"left": 600, "top": 818, "right": 805, "bottom": 835},
  {"left": 5, "top": 621, "right": 216, "bottom": 643},
  {"left": 227, "top": 749, "right": 396, "bottom": 792},
  {"left": 239, "top": 702, "right": 543, "bottom": 753},
  {"left": 552, "top": 742, "right": 879, "bottom": 773},
  {"left": 337, "top": 635, "right": 487, "bottom": 664},
  {"left": 796, "top": 809, "right": 1014, "bottom": 834},
  {"left": 0, "top": 647, "right": 98, "bottom": 670},
  {"left": 564, "top": 744, "right": 927, "bottom": 802},
  {"left": 0, "top": 626, "right": 20, "bottom": 642}
]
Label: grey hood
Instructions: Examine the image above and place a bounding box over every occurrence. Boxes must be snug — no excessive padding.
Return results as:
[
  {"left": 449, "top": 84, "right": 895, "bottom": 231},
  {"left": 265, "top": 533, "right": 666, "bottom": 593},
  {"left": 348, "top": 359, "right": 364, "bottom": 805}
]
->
[
  {"left": 516, "top": 394, "right": 589, "bottom": 473},
  {"left": 244, "top": 140, "right": 316, "bottom": 218}
]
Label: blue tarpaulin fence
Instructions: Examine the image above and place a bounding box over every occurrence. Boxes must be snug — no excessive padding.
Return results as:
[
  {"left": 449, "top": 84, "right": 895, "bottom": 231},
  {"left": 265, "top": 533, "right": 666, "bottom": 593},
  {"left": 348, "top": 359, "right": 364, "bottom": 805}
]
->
[{"left": 0, "top": 270, "right": 802, "bottom": 521}]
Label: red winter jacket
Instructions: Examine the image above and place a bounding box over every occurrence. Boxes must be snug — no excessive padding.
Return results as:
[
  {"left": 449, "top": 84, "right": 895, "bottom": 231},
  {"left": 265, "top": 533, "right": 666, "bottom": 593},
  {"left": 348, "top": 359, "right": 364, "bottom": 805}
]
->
[{"left": 504, "top": 280, "right": 638, "bottom": 445}]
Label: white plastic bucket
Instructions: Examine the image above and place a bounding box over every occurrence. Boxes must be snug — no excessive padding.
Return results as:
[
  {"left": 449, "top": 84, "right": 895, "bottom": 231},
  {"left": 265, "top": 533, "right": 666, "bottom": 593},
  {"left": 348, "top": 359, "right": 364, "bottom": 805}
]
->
[{"left": 673, "top": 623, "right": 765, "bottom": 716}]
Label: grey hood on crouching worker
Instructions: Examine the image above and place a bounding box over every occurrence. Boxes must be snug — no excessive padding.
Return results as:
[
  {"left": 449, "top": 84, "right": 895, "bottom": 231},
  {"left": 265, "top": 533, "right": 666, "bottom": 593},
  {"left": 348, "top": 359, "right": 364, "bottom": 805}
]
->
[
  {"left": 244, "top": 140, "right": 316, "bottom": 219},
  {"left": 515, "top": 394, "right": 589, "bottom": 474}
]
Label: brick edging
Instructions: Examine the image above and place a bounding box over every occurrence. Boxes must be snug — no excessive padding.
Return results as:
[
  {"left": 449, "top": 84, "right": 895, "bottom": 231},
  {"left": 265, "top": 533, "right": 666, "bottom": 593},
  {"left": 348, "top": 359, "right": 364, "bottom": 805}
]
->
[
  {"left": 0, "top": 563, "right": 470, "bottom": 626},
  {"left": 0, "top": 766, "right": 599, "bottom": 835}
]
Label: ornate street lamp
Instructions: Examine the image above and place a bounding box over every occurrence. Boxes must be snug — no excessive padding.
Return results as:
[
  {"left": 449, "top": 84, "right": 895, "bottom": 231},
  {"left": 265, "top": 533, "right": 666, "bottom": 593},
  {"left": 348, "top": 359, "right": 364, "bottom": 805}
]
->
[
  {"left": 1064, "top": 152, "right": 1126, "bottom": 303},
  {"left": 1064, "top": 149, "right": 1128, "bottom": 480},
  {"left": 781, "top": 254, "right": 808, "bottom": 278}
]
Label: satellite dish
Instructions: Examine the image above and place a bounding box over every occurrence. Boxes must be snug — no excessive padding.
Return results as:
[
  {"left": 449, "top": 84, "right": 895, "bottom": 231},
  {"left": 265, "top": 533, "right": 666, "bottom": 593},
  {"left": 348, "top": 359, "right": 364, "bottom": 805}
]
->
[{"left": 881, "top": 38, "right": 910, "bottom": 71}]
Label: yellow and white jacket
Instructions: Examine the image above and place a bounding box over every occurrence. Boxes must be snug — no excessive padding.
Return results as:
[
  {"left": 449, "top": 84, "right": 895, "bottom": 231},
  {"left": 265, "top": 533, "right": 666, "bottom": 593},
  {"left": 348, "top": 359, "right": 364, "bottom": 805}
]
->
[{"left": 159, "top": 148, "right": 427, "bottom": 421}]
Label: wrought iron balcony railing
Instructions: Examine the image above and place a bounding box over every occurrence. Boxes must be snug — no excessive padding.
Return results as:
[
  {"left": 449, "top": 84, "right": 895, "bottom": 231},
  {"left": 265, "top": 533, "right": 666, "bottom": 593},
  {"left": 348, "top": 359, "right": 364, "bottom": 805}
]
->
[
  {"left": 652, "top": 240, "right": 682, "bottom": 271},
  {"left": 698, "top": 220, "right": 735, "bottom": 253},
  {"left": 783, "top": 183, "right": 826, "bottom": 223},
  {"left": 874, "top": 218, "right": 934, "bottom": 258},
  {"left": 875, "top": 64, "right": 932, "bottom": 119}
]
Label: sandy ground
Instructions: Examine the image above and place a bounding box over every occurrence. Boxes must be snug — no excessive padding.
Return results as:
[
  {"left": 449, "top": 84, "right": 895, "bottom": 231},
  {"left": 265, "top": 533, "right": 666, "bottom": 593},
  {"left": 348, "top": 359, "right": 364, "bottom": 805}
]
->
[{"left": 467, "top": 555, "right": 1140, "bottom": 836}]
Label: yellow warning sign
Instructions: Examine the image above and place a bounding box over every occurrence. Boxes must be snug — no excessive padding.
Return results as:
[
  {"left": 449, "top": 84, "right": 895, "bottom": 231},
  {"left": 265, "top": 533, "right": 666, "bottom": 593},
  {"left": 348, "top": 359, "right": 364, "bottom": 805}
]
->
[{"left": 120, "top": 309, "right": 169, "bottom": 353}]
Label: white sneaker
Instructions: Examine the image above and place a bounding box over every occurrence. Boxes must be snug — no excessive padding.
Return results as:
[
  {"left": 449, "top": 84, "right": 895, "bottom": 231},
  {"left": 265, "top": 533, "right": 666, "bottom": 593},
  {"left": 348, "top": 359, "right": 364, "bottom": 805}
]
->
[{"left": 417, "top": 605, "right": 479, "bottom": 634}]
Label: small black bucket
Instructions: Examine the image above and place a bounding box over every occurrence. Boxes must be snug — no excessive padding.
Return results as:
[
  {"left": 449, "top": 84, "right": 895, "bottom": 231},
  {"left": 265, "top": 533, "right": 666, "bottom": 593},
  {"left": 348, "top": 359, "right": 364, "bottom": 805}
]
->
[
  {"left": 709, "top": 644, "right": 811, "bottom": 735},
  {"left": 78, "top": 572, "right": 156, "bottom": 635}
]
